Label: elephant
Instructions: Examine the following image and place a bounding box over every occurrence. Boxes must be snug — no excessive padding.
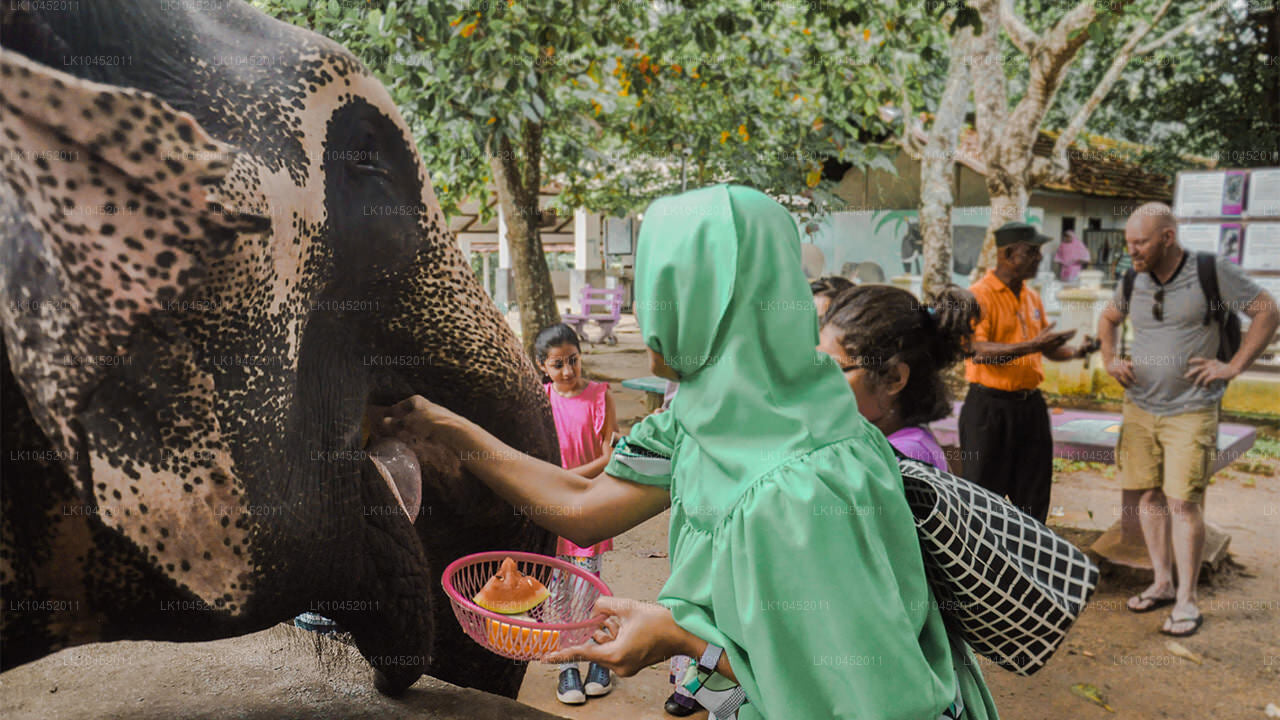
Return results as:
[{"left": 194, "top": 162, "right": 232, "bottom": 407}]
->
[
  {"left": 0, "top": 0, "right": 557, "bottom": 699},
  {"left": 899, "top": 222, "right": 988, "bottom": 276}
]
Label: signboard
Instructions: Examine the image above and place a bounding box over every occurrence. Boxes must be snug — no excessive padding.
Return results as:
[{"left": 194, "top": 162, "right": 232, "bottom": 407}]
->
[
  {"left": 1245, "top": 169, "right": 1280, "bottom": 218},
  {"left": 604, "top": 216, "right": 634, "bottom": 255},
  {"left": 1219, "top": 223, "right": 1244, "bottom": 264},
  {"left": 1178, "top": 223, "right": 1220, "bottom": 255},
  {"left": 1243, "top": 223, "right": 1280, "bottom": 271},
  {"left": 1175, "top": 172, "right": 1232, "bottom": 217}
]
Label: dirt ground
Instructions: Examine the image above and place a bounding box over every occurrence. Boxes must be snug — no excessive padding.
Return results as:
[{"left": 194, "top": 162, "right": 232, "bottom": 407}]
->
[{"left": 3, "top": 316, "right": 1277, "bottom": 718}]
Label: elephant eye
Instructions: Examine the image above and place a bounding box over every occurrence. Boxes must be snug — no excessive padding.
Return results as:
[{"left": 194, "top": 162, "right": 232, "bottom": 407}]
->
[
  {"left": 352, "top": 159, "right": 389, "bottom": 179},
  {"left": 348, "top": 129, "right": 389, "bottom": 178}
]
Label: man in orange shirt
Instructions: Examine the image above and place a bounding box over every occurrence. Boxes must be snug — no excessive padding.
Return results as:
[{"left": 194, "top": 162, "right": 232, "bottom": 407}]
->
[{"left": 960, "top": 222, "right": 1093, "bottom": 522}]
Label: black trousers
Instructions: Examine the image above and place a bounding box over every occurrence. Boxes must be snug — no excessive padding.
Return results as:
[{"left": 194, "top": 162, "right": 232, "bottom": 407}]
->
[{"left": 958, "top": 383, "right": 1054, "bottom": 523}]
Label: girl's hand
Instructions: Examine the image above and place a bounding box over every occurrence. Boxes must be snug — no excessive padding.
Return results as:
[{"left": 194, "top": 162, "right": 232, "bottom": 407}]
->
[{"left": 543, "top": 596, "right": 698, "bottom": 677}]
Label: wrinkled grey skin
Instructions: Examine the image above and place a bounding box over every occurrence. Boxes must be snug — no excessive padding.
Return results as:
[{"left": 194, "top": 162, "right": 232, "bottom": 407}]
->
[{"left": 0, "top": 1, "right": 556, "bottom": 698}]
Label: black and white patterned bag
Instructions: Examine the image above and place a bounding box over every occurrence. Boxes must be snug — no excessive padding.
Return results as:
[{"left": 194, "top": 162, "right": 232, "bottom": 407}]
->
[{"left": 897, "top": 457, "right": 1099, "bottom": 676}]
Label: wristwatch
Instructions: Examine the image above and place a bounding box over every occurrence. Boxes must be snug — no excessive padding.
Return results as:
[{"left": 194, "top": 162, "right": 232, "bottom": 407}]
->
[{"left": 698, "top": 642, "right": 724, "bottom": 676}]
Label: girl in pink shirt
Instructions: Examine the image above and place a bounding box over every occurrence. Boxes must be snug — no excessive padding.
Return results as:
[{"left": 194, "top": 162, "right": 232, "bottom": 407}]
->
[{"left": 534, "top": 324, "right": 619, "bottom": 705}]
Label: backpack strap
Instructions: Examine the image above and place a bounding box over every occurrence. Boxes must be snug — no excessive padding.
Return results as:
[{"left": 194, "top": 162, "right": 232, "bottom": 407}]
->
[
  {"left": 1195, "top": 252, "right": 1223, "bottom": 327},
  {"left": 1121, "top": 269, "right": 1136, "bottom": 316},
  {"left": 1120, "top": 268, "right": 1136, "bottom": 359}
]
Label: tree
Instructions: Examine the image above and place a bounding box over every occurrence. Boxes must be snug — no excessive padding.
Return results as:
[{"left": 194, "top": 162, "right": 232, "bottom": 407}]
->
[
  {"left": 255, "top": 0, "right": 943, "bottom": 337},
  {"left": 1056, "top": 1, "right": 1279, "bottom": 174},
  {"left": 254, "top": 0, "right": 644, "bottom": 359},
  {"left": 964, "top": 0, "right": 1226, "bottom": 274},
  {"left": 551, "top": 1, "right": 939, "bottom": 218},
  {"left": 900, "top": 23, "right": 977, "bottom": 302}
]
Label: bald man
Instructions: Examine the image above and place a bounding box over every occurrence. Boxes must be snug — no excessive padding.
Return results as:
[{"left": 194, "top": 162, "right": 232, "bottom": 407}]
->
[{"left": 1099, "top": 202, "right": 1279, "bottom": 638}]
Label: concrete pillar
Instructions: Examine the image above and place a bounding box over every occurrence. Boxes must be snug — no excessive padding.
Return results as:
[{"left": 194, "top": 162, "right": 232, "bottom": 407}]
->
[
  {"left": 1053, "top": 273, "right": 1111, "bottom": 395},
  {"left": 495, "top": 205, "right": 510, "bottom": 310},
  {"left": 481, "top": 251, "right": 491, "bottom": 299},
  {"left": 568, "top": 209, "right": 599, "bottom": 315}
]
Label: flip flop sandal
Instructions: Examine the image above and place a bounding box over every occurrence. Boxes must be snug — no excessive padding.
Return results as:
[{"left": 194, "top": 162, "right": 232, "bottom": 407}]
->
[
  {"left": 1126, "top": 593, "right": 1175, "bottom": 614},
  {"left": 1160, "top": 614, "right": 1204, "bottom": 637}
]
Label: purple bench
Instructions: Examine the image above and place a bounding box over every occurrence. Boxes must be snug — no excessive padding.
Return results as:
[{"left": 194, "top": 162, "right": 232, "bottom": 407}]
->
[{"left": 562, "top": 285, "right": 625, "bottom": 346}]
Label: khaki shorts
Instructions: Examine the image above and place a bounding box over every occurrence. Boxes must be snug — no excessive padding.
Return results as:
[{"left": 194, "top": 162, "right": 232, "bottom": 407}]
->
[{"left": 1116, "top": 400, "right": 1218, "bottom": 504}]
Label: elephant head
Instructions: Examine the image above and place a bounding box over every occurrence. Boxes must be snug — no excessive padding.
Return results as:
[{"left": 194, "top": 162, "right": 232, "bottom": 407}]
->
[{"left": 0, "top": 1, "right": 556, "bottom": 697}]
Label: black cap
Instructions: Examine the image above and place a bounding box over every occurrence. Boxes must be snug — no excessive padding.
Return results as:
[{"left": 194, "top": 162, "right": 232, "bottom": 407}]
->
[{"left": 994, "top": 221, "right": 1051, "bottom": 248}]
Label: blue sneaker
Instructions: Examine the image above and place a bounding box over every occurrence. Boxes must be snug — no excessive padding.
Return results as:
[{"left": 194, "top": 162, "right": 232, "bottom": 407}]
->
[
  {"left": 556, "top": 667, "right": 586, "bottom": 705},
  {"left": 585, "top": 662, "right": 613, "bottom": 697}
]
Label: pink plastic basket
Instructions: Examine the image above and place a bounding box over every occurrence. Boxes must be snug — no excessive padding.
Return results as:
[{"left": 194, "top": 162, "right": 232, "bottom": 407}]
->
[{"left": 442, "top": 551, "right": 612, "bottom": 661}]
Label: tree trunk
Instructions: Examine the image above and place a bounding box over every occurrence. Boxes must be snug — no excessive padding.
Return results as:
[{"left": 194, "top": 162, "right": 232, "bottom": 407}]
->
[
  {"left": 490, "top": 126, "right": 560, "bottom": 362},
  {"left": 919, "top": 27, "right": 974, "bottom": 302}
]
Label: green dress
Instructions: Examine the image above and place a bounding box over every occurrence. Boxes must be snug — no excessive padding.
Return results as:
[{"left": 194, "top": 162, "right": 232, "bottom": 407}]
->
[{"left": 604, "top": 185, "right": 998, "bottom": 720}]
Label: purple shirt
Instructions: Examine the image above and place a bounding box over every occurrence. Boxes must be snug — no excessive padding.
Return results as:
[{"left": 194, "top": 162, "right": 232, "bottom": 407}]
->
[{"left": 887, "top": 425, "right": 948, "bottom": 472}]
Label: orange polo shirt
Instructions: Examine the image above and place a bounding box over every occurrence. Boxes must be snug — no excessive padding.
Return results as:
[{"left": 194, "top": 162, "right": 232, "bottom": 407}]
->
[{"left": 964, "top": 270, "right": 1048, "bottom": 392}]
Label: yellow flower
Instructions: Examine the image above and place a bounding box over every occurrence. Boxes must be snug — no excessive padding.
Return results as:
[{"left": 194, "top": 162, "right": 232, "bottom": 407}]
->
[
  {"left": 806, "top": 168, "right": 821, "bottom": 187},
  {"left": 738, "top": 123, "right": 749, "bottom": 141},
  {"left": 720, "top": 130, "right": 731, "bottom": 144},
  {"left": 450, "top": 16, "right": 461, "bottom": 26},
  {"left": 591, "top": 100, "right": 602, "bottom": 116},
  {"left": 619, "top": 89, "right": 629, "bottom": 97},
  {"left": 460, "top": 22, "right": 477, "bottom": 38},
  {"left": 802, "top": 28, "right": 811, "bottom": 35},
  {"left": 487, "top": 116, "right": 496, "bottom": 124},
  {"left": 863, "top": 28, "right": 871, "bottom": 41}
]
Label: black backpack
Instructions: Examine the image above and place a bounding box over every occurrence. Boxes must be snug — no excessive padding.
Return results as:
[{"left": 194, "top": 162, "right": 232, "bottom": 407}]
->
[{"left": 1121, "top": 252, "right": 1242, "bottom": 363}]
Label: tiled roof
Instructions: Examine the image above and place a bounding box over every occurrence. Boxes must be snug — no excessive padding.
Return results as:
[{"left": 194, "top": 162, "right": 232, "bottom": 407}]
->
[
  {"left": 946, "top": 126, "right": 1214, "bottom": 201},
  {"left": 902, "top": 115, "right": 1216, "bottom": 201}
]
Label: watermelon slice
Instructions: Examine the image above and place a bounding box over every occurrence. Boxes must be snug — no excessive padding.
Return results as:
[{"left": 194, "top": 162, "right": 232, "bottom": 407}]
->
[{"left": 473, "top": 557, "right": 550, "bottom": 615}]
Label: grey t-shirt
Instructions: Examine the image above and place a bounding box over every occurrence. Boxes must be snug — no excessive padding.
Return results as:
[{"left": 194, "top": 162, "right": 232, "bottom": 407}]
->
[{"left": 1113, "top": 253, "right": 1263, "bottom": 415}]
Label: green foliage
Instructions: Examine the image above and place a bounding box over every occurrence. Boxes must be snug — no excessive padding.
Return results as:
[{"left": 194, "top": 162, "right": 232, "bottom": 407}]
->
[
  {"left": 1050, "top": 2, "right": 1280, "bottom": 172},
  {"left": 552, "top": 0, "right": 945, "bottom": 215},
  {"left": 1052, "top": 458, "right": 1115, "bottom": 478},
  {"left": 252, "top": 0, "right": 942, "bottom": 219},
  {"left": 254, "top": 0, "right": 644, "bottom": 219}
]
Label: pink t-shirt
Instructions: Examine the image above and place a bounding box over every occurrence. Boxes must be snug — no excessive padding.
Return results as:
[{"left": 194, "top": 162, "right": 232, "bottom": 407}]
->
[{"left": 545, "top": 381, "right": 613, "bottom": 556}]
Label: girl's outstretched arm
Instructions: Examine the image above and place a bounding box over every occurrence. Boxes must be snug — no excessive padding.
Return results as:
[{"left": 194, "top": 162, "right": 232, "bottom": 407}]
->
[{"left": 380, "top": 395, "right": 669, "bottom": 546}]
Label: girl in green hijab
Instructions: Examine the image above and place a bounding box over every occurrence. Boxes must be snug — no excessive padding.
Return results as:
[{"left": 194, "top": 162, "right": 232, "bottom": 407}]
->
[{"left": 381, "top": 185, "right": 998, "bottom": 719}]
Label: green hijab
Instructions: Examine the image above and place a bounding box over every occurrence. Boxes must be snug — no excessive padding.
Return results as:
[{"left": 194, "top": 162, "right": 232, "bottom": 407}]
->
[
  {"left": 617, "top": 185, "right": 998, "bottom": 719},
  {"left": 635, "top": 184, "right": 862, "bottom": 496}
]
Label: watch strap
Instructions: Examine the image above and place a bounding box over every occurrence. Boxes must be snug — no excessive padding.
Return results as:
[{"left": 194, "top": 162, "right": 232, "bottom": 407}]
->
[{"left": 697, "top": 642, "right": 723, "bottom": 675}]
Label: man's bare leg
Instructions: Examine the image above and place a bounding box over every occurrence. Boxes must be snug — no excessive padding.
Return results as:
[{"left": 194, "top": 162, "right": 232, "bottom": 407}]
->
[
  {"left": 1126, "top": 488, "right": 1176, "bottom": 610},
  {"left": 1164, "top": 497, "right": 1205, "bottom": 633}
]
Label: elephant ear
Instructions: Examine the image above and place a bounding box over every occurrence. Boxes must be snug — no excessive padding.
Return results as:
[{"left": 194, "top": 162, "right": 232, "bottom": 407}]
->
[
  {"left": 0, "top": 47, "right": 267, "bottom": 460},
  {"left": 1, "top": 48, "right": 270, "bottom": 609}
]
